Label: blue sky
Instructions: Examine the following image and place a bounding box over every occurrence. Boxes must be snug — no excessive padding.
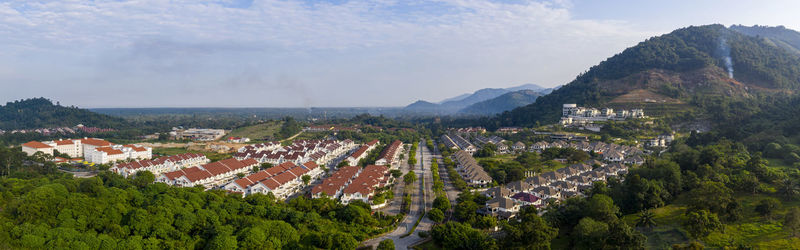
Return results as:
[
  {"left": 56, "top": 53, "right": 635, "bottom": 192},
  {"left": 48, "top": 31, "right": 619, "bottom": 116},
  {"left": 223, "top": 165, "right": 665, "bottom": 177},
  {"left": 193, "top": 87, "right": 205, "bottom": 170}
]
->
[{"left": 0, "top": 0, "right": 798, "bottom": 108}]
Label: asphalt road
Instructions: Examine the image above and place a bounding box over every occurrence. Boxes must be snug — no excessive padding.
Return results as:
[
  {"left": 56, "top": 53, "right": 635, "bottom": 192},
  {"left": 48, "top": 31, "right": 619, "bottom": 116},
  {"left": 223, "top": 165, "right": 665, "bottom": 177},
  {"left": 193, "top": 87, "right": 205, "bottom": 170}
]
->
[{"left": 362, "top": 140, "right": 431, "bottom": 249}]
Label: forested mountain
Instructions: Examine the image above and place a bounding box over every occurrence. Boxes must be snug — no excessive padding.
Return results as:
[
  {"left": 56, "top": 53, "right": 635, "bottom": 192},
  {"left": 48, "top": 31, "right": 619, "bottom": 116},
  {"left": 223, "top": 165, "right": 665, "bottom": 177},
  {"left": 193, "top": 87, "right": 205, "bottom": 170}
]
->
[
  {"left": 0, "top": 98, "right": 129, "bottom": 130},
  {"left": 494, "top": 24, "right": 800, "bottom": 128},
  {"left": 458, "top": 90, "right": 543, "bottom": 116},
  {"left": 731, "top": 25, "right": 800, "bottom": 56}
]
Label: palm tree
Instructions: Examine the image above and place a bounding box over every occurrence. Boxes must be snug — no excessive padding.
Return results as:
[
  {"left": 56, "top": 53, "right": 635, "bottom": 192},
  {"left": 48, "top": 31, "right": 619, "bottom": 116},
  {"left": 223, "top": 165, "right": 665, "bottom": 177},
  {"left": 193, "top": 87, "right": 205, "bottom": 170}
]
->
[
  {"left": 635, "top": 209, "right": 657, "bottom": 231},
  {"left": 779, "top": 179, "right": 800, "bottom": 200}
]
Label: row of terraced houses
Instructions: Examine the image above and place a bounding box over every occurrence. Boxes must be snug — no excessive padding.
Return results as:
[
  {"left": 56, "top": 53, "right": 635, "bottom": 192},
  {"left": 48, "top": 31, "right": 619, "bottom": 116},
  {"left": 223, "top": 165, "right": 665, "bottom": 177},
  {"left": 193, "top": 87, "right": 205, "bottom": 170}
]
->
[
  {"left": 110, "top": 153, "right": 209, "bottom": 178},
  {"left": 222, "top": 161, "right": 324, "bottom": 199},
  {"left": 233, "top": 139, "right": 356, "bottom": 166},
  {"left": 310, "top": 165, "right": 392, "bottom": 204},
  {"left": 155, "top": 158, "right": 260, "bottom": 188},
  {"left": 484, "top": 160, "right": 631, "bottom": 219}
]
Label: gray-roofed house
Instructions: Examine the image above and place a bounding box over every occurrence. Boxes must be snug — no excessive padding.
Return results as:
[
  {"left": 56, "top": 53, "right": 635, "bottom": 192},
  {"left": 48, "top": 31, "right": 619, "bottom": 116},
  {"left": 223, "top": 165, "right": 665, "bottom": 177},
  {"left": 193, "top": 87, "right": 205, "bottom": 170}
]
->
[
  {"left": 542, "top": 171, "right": 566, "bottom": 182},
  {"left": 550, "top": 180, "right": 577, "bottom": 192},
  {"left": 506, "top": 180, "right": 534, "bottom": 193},
  {"left": 533, "top": 186, "right": 561, "bottom": 200},
  {"left": 485, "top": 186, "right": 512, "bottom": 199},
  {"left": 486, "top": 197, "right": 521, "bottom": 218}
]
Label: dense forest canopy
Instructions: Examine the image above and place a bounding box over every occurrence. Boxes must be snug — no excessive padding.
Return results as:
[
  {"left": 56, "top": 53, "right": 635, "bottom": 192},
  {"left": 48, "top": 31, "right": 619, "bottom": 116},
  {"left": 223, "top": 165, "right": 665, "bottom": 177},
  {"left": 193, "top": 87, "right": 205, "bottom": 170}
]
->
[{"left": 0, "top": 98, "right": 130, "bottom": 130}]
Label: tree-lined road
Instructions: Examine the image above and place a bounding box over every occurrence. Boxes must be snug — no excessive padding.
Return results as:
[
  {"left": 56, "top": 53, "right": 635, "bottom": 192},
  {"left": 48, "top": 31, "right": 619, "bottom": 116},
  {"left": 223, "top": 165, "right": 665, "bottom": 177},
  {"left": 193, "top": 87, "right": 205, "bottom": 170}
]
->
[{"left": 362, "top": 141, "right": 427, "bottom": 249}]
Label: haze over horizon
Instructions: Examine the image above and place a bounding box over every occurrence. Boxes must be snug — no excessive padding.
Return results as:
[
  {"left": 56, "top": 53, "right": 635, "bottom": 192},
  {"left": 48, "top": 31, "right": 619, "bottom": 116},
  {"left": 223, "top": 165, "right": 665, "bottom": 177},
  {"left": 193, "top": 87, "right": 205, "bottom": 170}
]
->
[{"left": 2, "top": 0, "right": 799, "bottom": 108}]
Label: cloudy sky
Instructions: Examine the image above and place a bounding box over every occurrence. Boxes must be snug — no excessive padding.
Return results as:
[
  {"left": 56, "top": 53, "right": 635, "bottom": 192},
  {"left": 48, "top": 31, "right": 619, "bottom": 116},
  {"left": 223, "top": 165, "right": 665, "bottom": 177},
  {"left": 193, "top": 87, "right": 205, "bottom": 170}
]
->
[{"left": 1, "top": 0, "right": 798, "bottom": 108}]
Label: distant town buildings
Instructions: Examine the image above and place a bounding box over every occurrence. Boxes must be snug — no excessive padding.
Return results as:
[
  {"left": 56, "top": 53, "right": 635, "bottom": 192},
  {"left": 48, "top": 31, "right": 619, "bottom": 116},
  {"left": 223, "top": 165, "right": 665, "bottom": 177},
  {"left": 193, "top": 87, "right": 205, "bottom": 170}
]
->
[
  {"left": 171, "top": 128, "right": 227, "bottom": 141},
  {"left": 227, "top": 137, "right": 251, "bottom": 143},
  {"left": 3, "top": 124, "right": 114, "bottom": 137},
  {"left": 496, "top": 127, "right": 523, "bottom": 134},
  {"left": 560, "top": 104, "right": 645, "bottom": 126},
  {"left": 303, "top": 125, "right": 361, "bottom": 132},
  {"left": 21, "top": 138, "right": 152, "bottom": 164}
]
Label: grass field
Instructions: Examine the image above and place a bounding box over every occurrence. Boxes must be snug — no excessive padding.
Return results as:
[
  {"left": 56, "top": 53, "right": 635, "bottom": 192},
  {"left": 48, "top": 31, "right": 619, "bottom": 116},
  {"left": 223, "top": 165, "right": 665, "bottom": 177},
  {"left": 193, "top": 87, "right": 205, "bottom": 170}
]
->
[
  {"left": 152, "top": 147, "right": 231, "bottom": 162},
  {"left": 619, "top": 190, "right": 800, "bottom": 249},
  {"left": 226, "top": 121, "right": 283, "bottom": 141},
  {"left": 412, "top": 239, "right": 442, "bottom": 250}
]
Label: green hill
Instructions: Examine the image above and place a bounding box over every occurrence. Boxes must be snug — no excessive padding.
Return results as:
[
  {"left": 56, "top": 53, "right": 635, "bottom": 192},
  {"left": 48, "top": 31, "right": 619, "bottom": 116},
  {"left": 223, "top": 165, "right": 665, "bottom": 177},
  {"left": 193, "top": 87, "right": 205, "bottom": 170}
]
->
[
  {"left": 495, "top": 24, "right": 800, "bottom": 128},
  {"left": 0, "top": 98, "right": 129, "bottom": 130},
  {"left": 730, "top": 25, "right": 800, "bottom": 56}
]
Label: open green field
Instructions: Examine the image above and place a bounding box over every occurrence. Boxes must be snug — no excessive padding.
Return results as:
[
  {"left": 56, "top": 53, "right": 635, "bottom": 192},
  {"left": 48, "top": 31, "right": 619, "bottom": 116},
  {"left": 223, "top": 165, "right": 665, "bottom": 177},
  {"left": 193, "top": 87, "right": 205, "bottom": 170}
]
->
[
  {"left": 226, "top": 121, "right": 283, "bottom": 141},
  {"left": 152, "top": 147, "right": 231, "bottom": 162},
  {"left": 620, "top": 192, "right": 800, "bottom": 249},
  {"left": 475, "top": 154, "right": 517, "bottom": 164}
]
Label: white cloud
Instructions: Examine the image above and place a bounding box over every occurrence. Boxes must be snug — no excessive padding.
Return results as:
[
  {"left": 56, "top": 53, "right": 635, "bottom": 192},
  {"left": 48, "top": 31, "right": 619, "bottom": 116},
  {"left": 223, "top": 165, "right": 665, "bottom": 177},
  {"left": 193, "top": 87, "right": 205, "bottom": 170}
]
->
[{"left": 0, "top": 0, "right": 656, "bottom": 107}]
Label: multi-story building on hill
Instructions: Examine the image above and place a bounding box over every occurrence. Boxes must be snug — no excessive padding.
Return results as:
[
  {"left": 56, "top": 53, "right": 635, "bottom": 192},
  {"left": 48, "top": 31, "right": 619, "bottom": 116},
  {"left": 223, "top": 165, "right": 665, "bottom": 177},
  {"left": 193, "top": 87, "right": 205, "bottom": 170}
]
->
[
  {"left": 21, "top": 138, "right": 152, "bottom": 164},
  {"left": 560, "top": 104, "right": 646, "bottom": 125}
]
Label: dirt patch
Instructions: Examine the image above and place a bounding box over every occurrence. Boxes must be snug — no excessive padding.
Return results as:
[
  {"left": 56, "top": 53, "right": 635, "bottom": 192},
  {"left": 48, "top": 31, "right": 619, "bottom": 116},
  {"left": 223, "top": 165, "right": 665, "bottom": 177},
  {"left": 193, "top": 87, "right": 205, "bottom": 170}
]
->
[{"left": 610, "top": 89, "right": 683, "bottom": 104}]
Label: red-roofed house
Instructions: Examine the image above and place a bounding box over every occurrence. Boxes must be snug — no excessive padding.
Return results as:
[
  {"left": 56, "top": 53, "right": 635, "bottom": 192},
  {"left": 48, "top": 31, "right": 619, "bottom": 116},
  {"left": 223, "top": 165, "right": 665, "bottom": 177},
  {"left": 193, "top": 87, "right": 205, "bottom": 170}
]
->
[
  {"left": 340, "top": 165, "right": 390, "bottom": 204},
  {"left": 156, "top": 158, "right": 258, "bottom": 188}
]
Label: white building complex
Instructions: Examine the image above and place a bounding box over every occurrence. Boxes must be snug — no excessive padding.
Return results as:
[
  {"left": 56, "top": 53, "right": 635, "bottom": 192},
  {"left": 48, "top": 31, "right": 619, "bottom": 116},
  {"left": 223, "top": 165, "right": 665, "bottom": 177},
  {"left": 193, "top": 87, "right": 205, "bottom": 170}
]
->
[
  {"left": 560, "top": 104, "right": 645, "bottom": 125},
  {"left": 21, "top": 138, "right": 152, "bottom": 164}
]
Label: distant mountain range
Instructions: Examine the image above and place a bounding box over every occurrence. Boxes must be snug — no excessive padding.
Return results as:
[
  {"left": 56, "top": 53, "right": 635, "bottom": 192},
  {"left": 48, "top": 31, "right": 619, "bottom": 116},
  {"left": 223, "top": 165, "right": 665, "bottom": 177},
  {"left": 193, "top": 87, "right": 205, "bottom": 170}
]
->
[{"left": 403, "top": 83, "right": 557, "bottom": 116}]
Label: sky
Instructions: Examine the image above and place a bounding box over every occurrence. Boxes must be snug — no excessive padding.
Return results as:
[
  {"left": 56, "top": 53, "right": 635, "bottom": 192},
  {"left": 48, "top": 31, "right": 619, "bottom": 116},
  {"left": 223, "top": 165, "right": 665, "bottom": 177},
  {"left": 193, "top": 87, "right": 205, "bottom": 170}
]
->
[{"left": 1, "top": 0, "right": 798, "bottom": 108}]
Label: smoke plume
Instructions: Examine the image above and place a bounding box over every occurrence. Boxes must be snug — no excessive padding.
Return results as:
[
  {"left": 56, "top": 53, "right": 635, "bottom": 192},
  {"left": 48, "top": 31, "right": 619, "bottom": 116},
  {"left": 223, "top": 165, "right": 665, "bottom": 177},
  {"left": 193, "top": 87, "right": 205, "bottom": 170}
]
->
[{"left": 718, "top": 37, "right": 734, "bottom": 78}]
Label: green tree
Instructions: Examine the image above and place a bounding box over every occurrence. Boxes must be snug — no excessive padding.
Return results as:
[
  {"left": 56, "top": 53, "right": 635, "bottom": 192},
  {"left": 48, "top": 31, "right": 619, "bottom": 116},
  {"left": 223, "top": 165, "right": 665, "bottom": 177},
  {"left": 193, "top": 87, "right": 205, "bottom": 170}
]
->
[
  {"left": 433, "top": 196, "right": 451, "bottom": 212},
  {"left": 684, "top": 210, "right": 722, "bottom": 239},
  {"left": 390, "top": 169, "right": 402, "bottom": 178},
  {"left": 404, "top": 171, "right": 417, "bottom": 185},
  {"left": 635, "top": 209, "right": 657, "bottom": 230},
  {"left": 687, "top": 181, "right": 733, "bottom": 214},
  {"left": 302, "top": 175, "right": 311, "bottom": 185},
  {"left": 431, "top": 222, "right": 496, "bottom": 250},
  {"left": 785, "top": 207, "right": 800, "bottom": 238},
  {"left": 573, "top": 217, "right": 608, "bottom": 249},
  {"left": 454, "top": 200, "right": 478, "bottom": 222},
  {"left": 428, "top": 208, "right": 445, "bottom": 223},
  {"left": 755, "top": 198, "right": 780, "bottom": 220},
  {"left": 377, "top": 239, "right": 395, "bottom": 250},
  {"left": 586, "top": 194, "right": 619, "bottom": 222},
  {"left": 502, "top": 206, "right": 557, "bottom": 249}
]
